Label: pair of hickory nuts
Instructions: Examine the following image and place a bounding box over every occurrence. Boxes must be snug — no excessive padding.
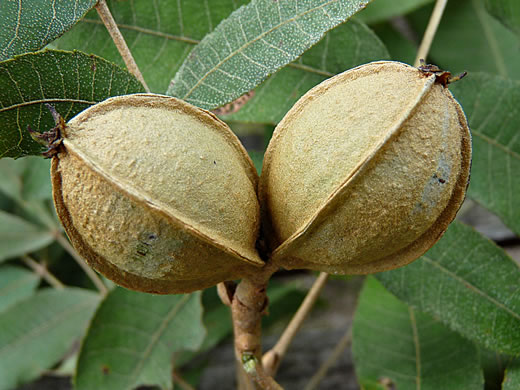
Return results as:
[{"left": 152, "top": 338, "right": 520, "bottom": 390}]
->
[{"left": 49, "top": 61, "right": 471, "bottom": 294}]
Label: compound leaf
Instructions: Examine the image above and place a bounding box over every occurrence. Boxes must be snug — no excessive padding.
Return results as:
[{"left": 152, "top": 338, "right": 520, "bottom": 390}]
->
[
  {"left": 167, "top": 0, "right": 372, "bottom": 109},
  {"left": 0, "top": 50, "right": 143, "bottom": 159}
]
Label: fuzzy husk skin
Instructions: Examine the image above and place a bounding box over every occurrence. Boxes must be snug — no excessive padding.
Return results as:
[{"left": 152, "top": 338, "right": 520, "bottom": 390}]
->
[
  {"left": 260, "top": 61, "right": 472, "bottom": 274},
  {"left": 52, "top": 94, "right": 263, "bottom": 294}
]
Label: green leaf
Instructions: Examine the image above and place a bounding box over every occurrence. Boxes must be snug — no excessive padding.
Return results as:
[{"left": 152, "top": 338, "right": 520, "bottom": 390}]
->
[
  {"left": 0, "top": 210, "right": 54, "bottom": 262},
  {"left": 0, "top": 265, "right": 39, "bottom": 313},
  {"left": 504, "top": 359, "right": 520, "bottom": 389},
  {"left": 0, "top": 288, "right": 100, "bottom": 390},
  {"left": 478, "top": 347, "right": 513, "bottom": 390},
  {"left": 352, "top": 277, "right": 484, "bottom": 390},
  {"left": 0, "top": 157, "right": 25, "bottom": 199},
  {"left": 356, "top": 0, "right": 434, "bottom": 24},
  {"left": 21, "top": 156, "right": 52, "bottom": 201},
  {"left": 0, "top": 0, "right": 97, "bottom": 61},
  {"left": 0, "top": 50, "right": 144, "bottom": 159},
  {"left": 376, "top": 222, "right": 520, "bottom": 354},
  {"left": 53, "top": 0, "right": 250, "bottom": 93},
  {"left": 485, "top": 0, "right": 520, "bottom": 36},
  {"left": 449, "top": 73, "right": 520, "bottom": 236},
  {"left": 409, "top": 0, "right": 520, "bottom": 80},
  {"left": 371, "top": 22, "right": 417, "bottom": 65},
  {"left": 167, "top": 0, "right": 372, "bottom": 110},
  {"left": 75, "top": 288, "right": 205, "bottom": 390},
  {"left": 221, "top": 19, "right": 390, "bottom": 124}
]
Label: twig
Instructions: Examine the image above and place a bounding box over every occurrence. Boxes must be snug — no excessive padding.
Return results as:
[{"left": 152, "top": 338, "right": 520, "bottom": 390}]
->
[
  {"left": 55, "top": 233, "right": 108, "bottom": 296},
  {"left": 414, "top": 0, "right": 448, "bottom": 67},
  {"left": 95, "top": 0, "right": 150, "bottom": 92},
  {"left": 242, "top": 353, "right": 284, "bottom": 390},
  {"left": 231, "top": 262, "right": 279, "bottom": 389},
  {"left": 304, "top": 327, "right": 352, "bottom": 390},
  {"left": 172, "top": 369, "right": 196, "bottom": 390},
  {"left": 21, "top": 255, "right": 65, "bottom": 290},
  {"left": 262, "top": 272, "right": 329, "bottom": 377}
]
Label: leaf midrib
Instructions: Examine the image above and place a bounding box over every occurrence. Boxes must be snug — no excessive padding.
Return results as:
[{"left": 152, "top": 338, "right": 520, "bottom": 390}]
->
[
  {"left": 126, "top": 294, "right": 192, "bottom": 387},
  {"left": 179, "top": 0, "right": 345, "bottom": 99}
]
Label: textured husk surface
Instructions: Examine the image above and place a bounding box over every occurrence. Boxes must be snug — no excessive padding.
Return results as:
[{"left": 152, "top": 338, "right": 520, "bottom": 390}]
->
[
  {"left": 260, "top": 61, "right": 471, "bottom": 274},
  {"left": 52, "top": 94, "right": 263, "bottom": 294}
]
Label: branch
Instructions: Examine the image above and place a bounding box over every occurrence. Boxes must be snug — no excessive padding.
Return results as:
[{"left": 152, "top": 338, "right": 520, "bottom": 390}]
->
[
  {"left": 230, "top": 262, "right": 279, "bottom": 389},
  {"left": 21, "top": 255, "right": 65, "bottom": 290},
  {"left": 414, "top": 0, "right": 448, "bottom": 67},
  {"left": 304, "top": 327, "right": 352, "bottom": 390},
  {"left": 262, "top": 272, "right": 329, "bottom": 377},
  {"left": 242, "top": 353, "right": 284, "bottom": 390},
  {"left": 95, "top": 0, "right": 150, "bottom": 92},
  {"left": 55, "top": 233, "right": 108, "bottom": 296}
]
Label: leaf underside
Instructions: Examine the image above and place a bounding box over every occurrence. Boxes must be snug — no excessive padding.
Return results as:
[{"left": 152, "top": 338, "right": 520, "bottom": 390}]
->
[
  {"left": 0, "top": 0, "right": 97, "bottom": 61},
  {"left": 352, "top": 277, "right": 483, "bottom": 390},
  {"left": 167, "top": 0, "right": 373, "bottom": 109},
  {"left": 0, "top": 50, "right": 144, "bottom": 159},
  {"left": 376, "top": 222, "right": 520, "bottom": 355}
]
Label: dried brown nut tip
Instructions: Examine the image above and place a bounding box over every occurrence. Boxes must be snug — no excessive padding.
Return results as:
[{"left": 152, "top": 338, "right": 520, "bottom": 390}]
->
[
  {"left": 52, "top": 93, "right": 264, "bottom": 294},
  {"left": 260, "top": 61, "right": 471, "bottom": 274}
]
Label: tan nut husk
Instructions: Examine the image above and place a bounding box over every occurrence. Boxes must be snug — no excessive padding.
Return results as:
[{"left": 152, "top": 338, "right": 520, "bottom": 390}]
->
[
  {"left": 260, "top": 61, "right": 472, "bottom": 274},
  {"left": 52, "top": 94, "right": 263, "bottom": 294}
]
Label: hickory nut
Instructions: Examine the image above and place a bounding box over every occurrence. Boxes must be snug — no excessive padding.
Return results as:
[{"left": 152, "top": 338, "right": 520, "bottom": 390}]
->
[
  {"left": 260, "top": 61, "right": 471, "bottom": 274},
  {"left": 51, "top": 94, "right": 263, "bottom": 294}
]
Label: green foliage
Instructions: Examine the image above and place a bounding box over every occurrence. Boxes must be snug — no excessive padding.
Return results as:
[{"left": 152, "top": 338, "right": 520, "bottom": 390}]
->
[
  {"left": 376, "top": 222, "right": 520, "bottom": 354},
  {"left": 0, "top": 0, "right": 97, "bottom": 61},
  {"left": 353, "top": 277, "right": 483, "bottom": 389},
  {"left": 485, "top": 0, "right": 520, "bottom": 36},
  {"left": 167, "top": 0, "right": 373, "bottom": 109},
  {"left": 409, "top": 0, "right": 520, "bottom": 79},
  {"left": 221, "top": 19, "right": 390, "bottom": 124},
  {"left": 0, "top": 1, "right": 519, "bottom": 389},
  {"left": 450, "top": 74, "right": 520, "bottom": 235},
  {"left": 0, "top": 288, "right": 100, "bottom": 390},
  {"left": 503, "top": 360, "right": 520, "bottom": 389},
  {"left": 0, "top": 210, "right": 54, "bottom": 262},
  {"left": 53, "top": 0, "right": 249, "bottom": 93},
  {"left": 0, "top": 50, "right": 143, "bottom": 158},
  {"left": 356, "top": 0, "right": 434, "bottom": 24},
  {"left": 74, "top": 288, "right": 205, "bottom": 390},
  {"left": 0, "top": 265, "right": 39, "bottom": 312}
]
